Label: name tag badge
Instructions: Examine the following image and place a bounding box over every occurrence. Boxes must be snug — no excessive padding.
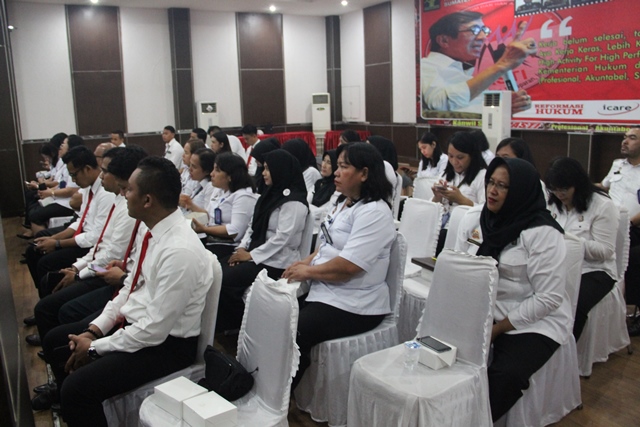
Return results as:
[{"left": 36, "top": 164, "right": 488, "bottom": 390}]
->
[
  {"left": 320, "top": 222, "right": 333, "bottom": 245},
  {"left": 214, "top": 208, "right": 222, "bottom": 225},
  {"left": 59, "top": 180, "right": 67, "bottom": 189}
]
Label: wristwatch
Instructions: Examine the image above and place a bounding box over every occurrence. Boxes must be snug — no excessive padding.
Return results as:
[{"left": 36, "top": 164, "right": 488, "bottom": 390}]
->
[{"left": 87, "top": 346, "right": 101, "bottom": 360}]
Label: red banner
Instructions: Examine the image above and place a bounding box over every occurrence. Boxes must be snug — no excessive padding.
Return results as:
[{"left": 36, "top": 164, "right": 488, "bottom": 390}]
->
[{"left": 418, "top": 0, "right": 640, "bottom": 128}]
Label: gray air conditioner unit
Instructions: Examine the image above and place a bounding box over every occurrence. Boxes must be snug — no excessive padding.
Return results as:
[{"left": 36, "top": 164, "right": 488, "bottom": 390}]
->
[{"left": 482, "top": 91, "right": 511, "bottom": 152}]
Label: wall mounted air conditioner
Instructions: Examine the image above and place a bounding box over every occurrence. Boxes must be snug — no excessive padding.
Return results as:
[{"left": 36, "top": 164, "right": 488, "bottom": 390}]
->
[
  {"left": 197, "top": 101, "right": 219, "bottom": 129},
  {"left": 312, "top": 93, "right": 331, "bottom": 133},
  {"left": 482, "top": 91, "right": 511, "bottom": 152}
]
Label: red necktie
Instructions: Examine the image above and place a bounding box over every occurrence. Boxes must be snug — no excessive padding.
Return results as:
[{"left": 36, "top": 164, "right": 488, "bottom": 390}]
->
[
  {"left": 92, "top": 203, "right": 116, "bottom": 260},
  {"left": 73, "top": 189, "right": 94, "bottom": 237},
  {"left": 122, "top": 220, "right": 142, "bottom": 273},
  {"left": 246, "top": 146, "right": 253, "bottom": 167},
  {"left": 127, "top": 231, "right": 152, "bottom": 297}
]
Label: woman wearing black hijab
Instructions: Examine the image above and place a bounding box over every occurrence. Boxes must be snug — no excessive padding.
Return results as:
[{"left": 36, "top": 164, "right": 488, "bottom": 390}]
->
[
  {"left": 455, "top": 157, "right": 572, "bottom": 422},
  {"left": 308, "top": 150, "right": 339, "bottom": 237},
  {"left": 216, "top": 149, "right": 309, "bottom": 332},
  {"left": 282, "top": 138, "right": 321, "bottom": 192},
  {"left": 250, "top": 137, "right": 280, "bottom": 194}
]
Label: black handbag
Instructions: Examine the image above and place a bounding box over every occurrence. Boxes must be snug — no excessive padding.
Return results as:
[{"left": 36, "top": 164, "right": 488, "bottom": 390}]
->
[{"left": 197, "top": 345, "right": 255, "bottom": 401}]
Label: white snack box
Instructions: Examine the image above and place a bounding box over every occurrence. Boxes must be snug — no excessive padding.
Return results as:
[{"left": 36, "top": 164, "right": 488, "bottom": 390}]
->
[
  {"left": 417, "top": 337, "right": 457, "bottom": 370},
  {"left": 183, "top": 391, "right": 237, "bottom": 427},
  {"left": 153, "top": 376, "right": 208, "bottom": 419}
]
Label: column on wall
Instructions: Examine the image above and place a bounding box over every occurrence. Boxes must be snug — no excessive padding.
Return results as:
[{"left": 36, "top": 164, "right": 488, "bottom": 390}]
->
[
  {"left": 236, "top": 13, "right": 286, "bottom": 128},
  {"left": 364, "top": 2, "right": 392, "bottom": 123},
  {"left": 66, "top": 5, "right": 126, "bottom": 136},
  {"left": 168, "top": 8, "right": 195, "bottom": 139},
  {"left": 325, "top": 15, "right": 342, "bottom": 125}
]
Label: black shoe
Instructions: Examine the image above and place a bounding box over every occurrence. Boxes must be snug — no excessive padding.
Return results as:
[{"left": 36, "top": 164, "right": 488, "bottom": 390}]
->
[
  {"left": 23, "top": 315, "right": 36, "bottom": 326},
  {"left": 16, "top": 233, "right": 34, "bottom": 240},
  {"left": 26, "top": 334, "right": 41, "bottom": 346},
  {"left": 20, "top": 258, "right": 27, "bottom": 264},
  {"left": 629, "top": 318, "right": 640, "bottom": 337},
  {"left": 33, "top": 383, "right": 51, "bottom": 394},
  {"left": 37, "top": 350, "right": 46, "bottom": 361},
  {"left": 31, "top": 388, "right": 59, "bottom": 412}
]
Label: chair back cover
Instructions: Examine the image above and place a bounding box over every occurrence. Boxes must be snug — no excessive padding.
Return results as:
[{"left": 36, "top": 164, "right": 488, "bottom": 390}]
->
[
  {"left": 413, "top": 177, "right": 437, "bottom": 201},
  {"left": 398, "top": 199, "right": 442, "bottom": 274},
  {"left": 417, "top": 249, "right": 497, "bottom": 366},
  {"left": 389, "top": 232, "right": 408, "bottom": 318},
  {"left": 236, "top": 270, "right": 300, "bottom": 416},
  {"left": 615, "top": 207, "right": 630, "bottom": 279},
  {"left": 298, "top": 208, "right": 315, "bottom": 258},
  {"left": 196, "top": 252, "right": 222, "bottom": 364},
  {"left": 563, "top": 233, "right": 585, "bottom": 319},
  {"left": 444, "top": 205, "right": 471, "bottom": 250}
]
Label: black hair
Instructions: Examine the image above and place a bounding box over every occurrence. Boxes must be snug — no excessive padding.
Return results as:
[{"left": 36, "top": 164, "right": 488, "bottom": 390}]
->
[
  {"left": 192, "top": 148, "right": 215, "bottom": 178},
  {"left": 192, "top": 127, "right": 207, "bottom": 142},
  {"left": 66, "top": 134, "right": 84, "bottom": 149},
  {"left": 469, "top": 129, "right": 490, "bottom": 152},
  {"left": 50, "top": 132, "right": 67, "bottom": 149},
  {"left": 418, "top": 131, "right": 442, "bottom": 170},
  {"left": 496, "top": 137, "right": 536, "bottom": 167},
  {"left": 545, "top": 157, "right": 609, "bottom": 214},
  {"left": 135, "top": 156, "right": 181, "bottom": 210},
  {"left": 107, "top": 145, "right": 148, "bottom": 181},
  {"left": 429, "top": 11, "right": 483, "bottom": 53},
  {"left": 241, "top": 124, "right": 258, "bottom": 135},
  {"left": 212, "top": 131, "right": 232, "bottom": 154},
  {"left": 111, "top": 130, "right": 125, "bottom": 139},
  {"left": 103, "top": 146, "right": 124, "bottom": 161},
  {"left": 215, "top": 152, "right": 255, "bottom": 193},
  {"left": 163, "top": 125, "right": 176, "bottom": 134},
  {"left": 62, "top": 145, "right": 98, "bottom": 169},
  {"left": 185, "top": 139, "right": 206, "bottom": 154},
  {"left": 340, "top": 129, "right": 361, "bottom": 143},
  {"left": 40, "top": 143, "right": 60, "bottom": 165},
  {"left": 443, "top": 131, "right": 487, "bottom": 185},
  {"left": 336, "top": 142, "right": 392, "bottom": 207},
  {"left": 208, "top": 125, "right": 222, "bottom": 134}
]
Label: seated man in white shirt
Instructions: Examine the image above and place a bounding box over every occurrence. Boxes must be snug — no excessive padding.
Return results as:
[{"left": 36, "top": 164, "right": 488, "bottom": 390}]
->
[
  {"left": 34, "top": 157, "right": 215, "bottom": 426},
  {"left": 162, "top": 125, "right": 184, "bottom": 169},
  {"left": 420, "top": 11, "right": 536, "bottom": 114},
  {"left": 241, "top": 124, "right": 262, "bottom": 176},
  {"left": 110, "top": 130, "right": 126, "bottom": 147},
  {"left": 600, "top": 126, "right": 640, "bottom": 334}
]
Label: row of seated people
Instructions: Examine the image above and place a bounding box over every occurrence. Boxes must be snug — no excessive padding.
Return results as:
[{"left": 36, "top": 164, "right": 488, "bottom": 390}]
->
[{"left": 19, "top": 124, "right": 639, "bottom": 425}]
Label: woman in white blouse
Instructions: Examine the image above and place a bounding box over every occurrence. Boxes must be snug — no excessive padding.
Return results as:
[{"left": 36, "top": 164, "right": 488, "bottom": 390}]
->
[
  {"left": 283, "top": 142, "right": 396, "bottom": 390},
  {"left": 179, "top": 148, "right": 215, "bottom": 214},
  {"left": 416, "top": 131, "right": 447, "bottom": 178},
  {"left": 216, "top": 149, "right": 309, "bottom": 332},
  {"left": 546, "top": 157, "right": 619, "bottom": 340},
  {"left": 455, "top": 157, "right": 571, "bottom": 421},
  {"left": 307, "top": 150, "right": 340, "bottom": 237},
  {"left": 179, "top": 139, "right": 206, "bottom": 195},
  {"left": 192, "top": 152, "right": 258, "bottom": 260}
]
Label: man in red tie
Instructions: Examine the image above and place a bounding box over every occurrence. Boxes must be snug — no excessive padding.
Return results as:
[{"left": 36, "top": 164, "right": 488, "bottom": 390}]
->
[
  {"left": 35, "top": 157, "right": 216, "bottom": 427},
  {"left": 241, "top": 124, "right": 261, "bottom": 176},
  {"left": 26, "top": 146, "right": 115, "bottom": 298}
]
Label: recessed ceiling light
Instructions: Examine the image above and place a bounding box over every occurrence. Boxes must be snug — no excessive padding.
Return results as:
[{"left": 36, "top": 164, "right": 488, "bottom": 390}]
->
[
  {"left": 269, "top": 5, "right": 276, "bottom": 12},
  {"left": 7, "top": 25, "right": 15, "bottom": 30},
  {"left": 342, "top": 1, "right": 349, "bottom": 6},
  {"left": 90, "top": 0, "right": 99, "bottom": 4}
]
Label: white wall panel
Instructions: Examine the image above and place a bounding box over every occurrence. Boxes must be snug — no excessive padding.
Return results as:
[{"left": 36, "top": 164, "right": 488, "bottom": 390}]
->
[
  {"left": 392, "top": 0, "right": 417, "bottom": 123},
  {"left": 191, "top": 11, "right": 242, "bottom": 128},
  {"left": 283, "top": 15, "right": 327, "bottom": 124},
  {"left": 9, "top": 2, "right": 76, "bottom": 140},
  {"left": 121, "top": 7, "right": 174, "bottom": 133},
  {"left": 339, "top": 10, "right": 365, "bottom": 122}
]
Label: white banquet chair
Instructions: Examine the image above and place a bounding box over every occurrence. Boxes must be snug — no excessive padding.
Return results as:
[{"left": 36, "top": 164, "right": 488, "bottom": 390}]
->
[
  {"left": 294, "top": 232, "right": 407, "bottom": 427},
  {"left": 348, "top": 249, "right": 499, "bottom": 427},
  {"left": 412, "top": 176, "right": 438, "bottom": 201}
]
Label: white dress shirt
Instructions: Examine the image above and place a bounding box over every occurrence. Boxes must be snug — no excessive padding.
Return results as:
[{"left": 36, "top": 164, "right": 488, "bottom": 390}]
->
[
  {"left": 549, "top": 192, "right": 619, "bottom": 280},
  {"left": 73, "top": 194, "right": 137, "bottom": 279},
  {"left": 189, "top": 179, "right": 215, "bottom": 212},
  {"left": 482, "top": 149, "right": 495, "bottom": 166},
  {"left": 307, "top": 190, "right": 340, "bottom": 234},
  {"left": 439, "top": 168, "right": 486, "bottom": 228},
  {"left": 246, "top": 140, "right": 260, "bottom": 176},
  {"left": 164, "top": 138, "right": 184, "bottom": 169},
  {"left": 69, "top": 177, "right": 116, "bottom": 248},
  {"left": 206, "top": 187, "right": 258, "bottom": 244},
  {"left": 91, "top": 209, "right": 215, "bottom": 354},
  {"left": 455, "top": 206, "right": 573, "bottom": 345},
  {"left": 306, "top": 199, "right": 396, "bottom": 315},
  {"left": 52, "top": 162, "right": 79, "bottom": 209},
  {"left": 421, "top": 51, "right": 482, "bottom": 114},
  {"left": 180, "top": 168, "right": 196, "bottom": 195},
  {"left": 417, "top": 153, "right": 448, "bottom": 178},
  {"left": 303, "top": 168, "right": 322, "bottom": 193},
  {"left": 238, "top": 201, "right": 308, "bottom": 268},
  {"left": 228, "top": 135, "right": 248, "bottom": 161},
  {"left": 602, "top": 158, "right": 640, "bottom": 218}
]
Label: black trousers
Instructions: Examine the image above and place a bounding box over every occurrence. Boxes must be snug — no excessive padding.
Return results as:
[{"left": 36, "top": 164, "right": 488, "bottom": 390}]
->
[
  {"left": 34, "top": 277, "right": 111, "bottom": 340},
  {"left": 216, "top": 258, "right": 284, "bottom": 332},
  {"left": 58, "top": 285, "right": 116, "bottom": 325},
  {"left": 292, "top": 301, "right": 385, "bottom": 390},
  {"left": 625, "top": 226, "right": 640, "bottom": 306},
  {"left": 489, "top": 332, "right": 560, "bottom": 422},
  {"left": 42, "top": 318, "right": 197, "bottom": 427},
  {"left": 28, "top": 202, "right": 75, "bottom": 226},
  {"left": 573, "top": 270, "right": 616, "bottom": 341},
  {"left": 205, "top": 244, "right": 236, "bottom": 261},
  {"left": 25, "top": 244, "right": 89, "bottom": 294}
]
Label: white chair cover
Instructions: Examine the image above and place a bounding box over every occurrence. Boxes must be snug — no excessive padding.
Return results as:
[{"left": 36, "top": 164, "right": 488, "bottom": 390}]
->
[
  {"left": 392, "top": 173, "right": 404, "bottom": 220},
  {"left": 398, "top": 273, "right": 432, "bottom": 342},
  {"left": 497, "top": 234, "right": 582, "bottom": 427},
  {"left": 105, "top": 253, "right": 222, "bottom": 427},
  {"left": 348, "top": 249, "right": 498, "bottom": 427},
  {"left": 48, "top": 215, "right": 74, "bottom": 228},
  {"left": 139, "top": 269, "right": 300, "bottom": 427},
  {"left": 576, "top": 207, "right": 631, "bottom": 377},
  {"left": 412, "top": 176, "right": 438, "bottom": 201},
  {"left": 398, "top": 198, "right": 442, "bottom": 278},
  {"left": 298, "top": 208, "right": 315, "bottom": 258},
  {"left": 294, "top": 233, "right": 407, "bottom": 427},
  {"left": 443, "top": 205, "right": 471, "bottom": 250}
]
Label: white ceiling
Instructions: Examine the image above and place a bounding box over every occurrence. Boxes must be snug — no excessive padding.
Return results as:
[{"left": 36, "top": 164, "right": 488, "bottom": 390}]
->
[{"left": 8, "top": 0, "right": 389, "bottom": 16}]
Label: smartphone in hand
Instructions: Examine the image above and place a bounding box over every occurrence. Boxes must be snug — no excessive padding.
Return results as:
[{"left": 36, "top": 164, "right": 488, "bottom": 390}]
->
[{"left": 88, "top": 263, "right": 108, "bottom": 274}]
